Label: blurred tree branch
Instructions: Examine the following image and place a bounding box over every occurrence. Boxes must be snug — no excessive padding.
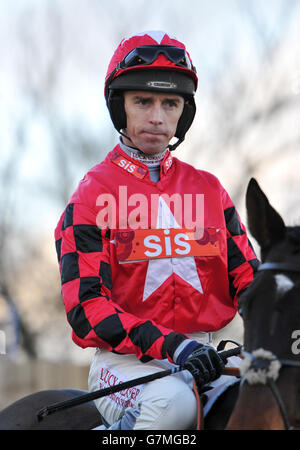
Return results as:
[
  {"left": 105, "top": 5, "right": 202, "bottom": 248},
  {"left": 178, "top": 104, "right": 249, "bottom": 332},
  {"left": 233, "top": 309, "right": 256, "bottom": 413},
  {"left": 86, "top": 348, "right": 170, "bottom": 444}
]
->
[
  {"left": 0, "top": 119, "right": 37, "bottom": 358},
  {"left": 188, "top": 0, "right": 300, "bottom": 208}
]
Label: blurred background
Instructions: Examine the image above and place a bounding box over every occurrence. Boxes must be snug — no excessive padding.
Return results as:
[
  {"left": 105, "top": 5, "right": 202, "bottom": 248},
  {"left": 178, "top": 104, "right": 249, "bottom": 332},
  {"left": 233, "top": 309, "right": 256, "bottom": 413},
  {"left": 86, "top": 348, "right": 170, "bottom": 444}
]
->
[{"left": 1, "top": 0, "right": 300, "bottom": 409}]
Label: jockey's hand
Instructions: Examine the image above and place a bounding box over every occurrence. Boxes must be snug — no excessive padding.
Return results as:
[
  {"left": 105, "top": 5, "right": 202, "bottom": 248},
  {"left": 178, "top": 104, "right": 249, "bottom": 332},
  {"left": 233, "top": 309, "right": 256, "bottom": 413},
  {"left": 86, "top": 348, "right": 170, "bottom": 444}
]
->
[{"left": 175, "top": 341, "right": 225, "bottom": 387}]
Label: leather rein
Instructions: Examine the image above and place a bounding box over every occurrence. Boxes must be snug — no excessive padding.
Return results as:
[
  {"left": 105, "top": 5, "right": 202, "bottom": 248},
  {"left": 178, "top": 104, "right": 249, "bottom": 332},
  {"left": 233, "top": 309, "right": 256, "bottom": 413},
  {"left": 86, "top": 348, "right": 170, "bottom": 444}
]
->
[{"left": 241, "top": 262, "right": 300, "bottom": 430}]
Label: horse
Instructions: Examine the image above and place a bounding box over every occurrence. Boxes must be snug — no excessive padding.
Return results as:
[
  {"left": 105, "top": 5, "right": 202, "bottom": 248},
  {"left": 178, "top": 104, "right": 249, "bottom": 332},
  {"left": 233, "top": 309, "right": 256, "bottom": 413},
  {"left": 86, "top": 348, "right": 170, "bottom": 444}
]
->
[{"left": 227, "top": 178, "right": 300, "bottom": 430}]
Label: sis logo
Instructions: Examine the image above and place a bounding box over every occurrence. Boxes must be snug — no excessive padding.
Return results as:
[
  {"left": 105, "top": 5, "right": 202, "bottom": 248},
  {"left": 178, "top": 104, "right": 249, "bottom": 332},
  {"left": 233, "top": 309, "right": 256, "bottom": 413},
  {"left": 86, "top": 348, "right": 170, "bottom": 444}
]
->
[{"left": 114, "top": 228, "right": 220, "bottom": 263}]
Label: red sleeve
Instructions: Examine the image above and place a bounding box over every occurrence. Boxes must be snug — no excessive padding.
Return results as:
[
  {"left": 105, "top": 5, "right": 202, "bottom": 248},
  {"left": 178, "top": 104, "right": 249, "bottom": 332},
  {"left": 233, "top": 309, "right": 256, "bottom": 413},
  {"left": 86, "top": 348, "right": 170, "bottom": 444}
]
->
[
  {"left": 54, "top": 202, "right": 186, "bottom": 362},
  {"left": 221, "top": 187, "right": 260, "bottom": 308}
]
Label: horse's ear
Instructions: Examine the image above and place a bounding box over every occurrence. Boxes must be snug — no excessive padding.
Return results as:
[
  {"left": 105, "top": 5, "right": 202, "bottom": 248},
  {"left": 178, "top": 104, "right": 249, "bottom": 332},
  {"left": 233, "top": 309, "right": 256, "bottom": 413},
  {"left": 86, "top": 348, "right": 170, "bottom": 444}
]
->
[{"left": 246, "top": 178, "right": 286, "bottom": 249}]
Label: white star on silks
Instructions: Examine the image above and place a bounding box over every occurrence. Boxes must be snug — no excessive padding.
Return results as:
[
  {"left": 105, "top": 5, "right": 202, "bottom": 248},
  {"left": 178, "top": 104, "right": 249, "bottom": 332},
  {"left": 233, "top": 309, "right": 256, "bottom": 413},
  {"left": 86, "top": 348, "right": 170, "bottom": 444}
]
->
[{"left": 142, "top": 197, "right": 203, "bottom": 302}]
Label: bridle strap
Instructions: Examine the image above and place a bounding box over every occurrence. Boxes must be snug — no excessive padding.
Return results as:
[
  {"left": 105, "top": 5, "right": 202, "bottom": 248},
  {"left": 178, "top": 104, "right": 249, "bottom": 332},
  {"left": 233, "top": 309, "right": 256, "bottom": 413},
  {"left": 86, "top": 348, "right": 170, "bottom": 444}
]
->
[
  {"left": 279, "top": 359, "right": 300, "bottom": 368},
  {"left": 258, "top": 262, "right": 300, "bottom": 272},
  {"left": 267, "top": 378, "right": 294, "bottom": 430}
]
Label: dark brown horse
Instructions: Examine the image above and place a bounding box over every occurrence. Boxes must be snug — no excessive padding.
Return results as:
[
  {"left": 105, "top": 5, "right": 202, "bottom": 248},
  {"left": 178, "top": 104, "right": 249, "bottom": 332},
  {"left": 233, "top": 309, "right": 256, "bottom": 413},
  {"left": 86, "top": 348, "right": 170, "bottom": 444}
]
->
[
  {"left": 0, "top": 389, "right": 102, "bottom": 430},
  {"left": 227, "top": 178, "right": 300, "bottom": 430}
]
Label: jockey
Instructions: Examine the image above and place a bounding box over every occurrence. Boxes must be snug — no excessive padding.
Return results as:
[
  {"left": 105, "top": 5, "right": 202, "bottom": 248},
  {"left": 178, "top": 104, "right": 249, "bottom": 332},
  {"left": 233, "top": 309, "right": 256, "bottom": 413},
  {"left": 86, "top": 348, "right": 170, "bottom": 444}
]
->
[{"left": 55, "top": 30, "right": 259, "bottom": 430}]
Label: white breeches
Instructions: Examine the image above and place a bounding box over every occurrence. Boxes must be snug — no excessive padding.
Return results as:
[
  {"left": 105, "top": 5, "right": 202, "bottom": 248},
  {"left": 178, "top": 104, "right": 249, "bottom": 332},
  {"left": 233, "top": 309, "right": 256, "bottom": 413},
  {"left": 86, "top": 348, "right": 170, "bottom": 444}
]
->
[{"left": 88, "top": 332, "right": 240, "bottom": 430}]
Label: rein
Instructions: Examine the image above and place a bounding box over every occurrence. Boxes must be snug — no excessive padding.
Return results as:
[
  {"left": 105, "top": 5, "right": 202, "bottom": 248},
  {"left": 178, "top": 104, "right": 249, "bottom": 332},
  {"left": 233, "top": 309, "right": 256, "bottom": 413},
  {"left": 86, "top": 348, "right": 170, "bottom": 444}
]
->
[{"left": 242, "top": 261, "right": 300, "bottom": 430}]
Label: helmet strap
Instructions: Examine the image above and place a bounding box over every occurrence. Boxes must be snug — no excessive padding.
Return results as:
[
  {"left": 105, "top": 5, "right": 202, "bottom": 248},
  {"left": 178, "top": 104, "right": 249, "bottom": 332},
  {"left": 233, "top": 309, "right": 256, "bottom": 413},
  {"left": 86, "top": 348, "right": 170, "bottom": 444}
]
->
[
  {"left": 168, "top": 137, "right": 184, "bottom": 152},
  {"left": 119, "top": 129, "right": 132, "bottom": 142}
]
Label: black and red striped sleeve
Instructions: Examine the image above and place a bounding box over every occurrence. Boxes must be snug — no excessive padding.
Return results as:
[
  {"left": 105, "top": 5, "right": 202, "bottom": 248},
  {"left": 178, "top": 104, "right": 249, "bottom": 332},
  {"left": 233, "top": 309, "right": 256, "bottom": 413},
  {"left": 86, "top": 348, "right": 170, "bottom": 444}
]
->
[
  {"left": 54, "top": 202, "right": 186, "bottom": 362},
  {"left": 221, "top": 188, "right": 260, "bottom": 308}
]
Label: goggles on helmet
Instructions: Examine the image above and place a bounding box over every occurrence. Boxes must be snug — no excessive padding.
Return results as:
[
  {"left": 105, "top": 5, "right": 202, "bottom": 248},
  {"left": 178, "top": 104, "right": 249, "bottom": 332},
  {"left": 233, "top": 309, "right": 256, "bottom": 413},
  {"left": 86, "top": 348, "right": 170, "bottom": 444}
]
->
[{"left": 116, "top": 45, "right": 196, "bottom": 72}]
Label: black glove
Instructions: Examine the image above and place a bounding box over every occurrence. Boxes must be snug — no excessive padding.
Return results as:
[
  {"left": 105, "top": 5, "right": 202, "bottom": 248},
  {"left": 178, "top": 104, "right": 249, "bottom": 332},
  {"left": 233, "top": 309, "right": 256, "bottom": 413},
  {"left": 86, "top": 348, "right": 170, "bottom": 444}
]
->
[{"left": 178, "top": 342, "right": 225, "bottom": 387}]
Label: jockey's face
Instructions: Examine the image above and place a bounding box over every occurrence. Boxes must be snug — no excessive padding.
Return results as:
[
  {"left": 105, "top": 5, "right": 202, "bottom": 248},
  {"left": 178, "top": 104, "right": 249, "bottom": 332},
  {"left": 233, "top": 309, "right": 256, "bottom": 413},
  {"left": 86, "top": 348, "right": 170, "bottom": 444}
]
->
[{"left": 123, "top": 91, "right": 184, "bottom": 154}]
